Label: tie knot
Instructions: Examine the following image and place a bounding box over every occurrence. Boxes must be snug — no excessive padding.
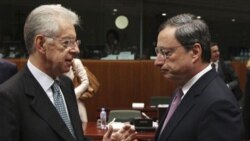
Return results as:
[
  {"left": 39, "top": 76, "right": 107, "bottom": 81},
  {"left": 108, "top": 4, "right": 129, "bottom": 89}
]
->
[
  {"left": 173, "top": 88, "right": 183, "bottom": 103},
  {"left": 52, "top": 80, "right": 60, "bottom": 87},
  {"left": 211, "top": 63, "right": 216, "bottom": 68},
  {"left": 176, "top": 88, "right": 183, "bottom": 98},
  {"left": 52, "top": 80, "right": 60, "bottom": 94},
  {"left": 54, "top": 79, "right": 60, "bottom": 85}
]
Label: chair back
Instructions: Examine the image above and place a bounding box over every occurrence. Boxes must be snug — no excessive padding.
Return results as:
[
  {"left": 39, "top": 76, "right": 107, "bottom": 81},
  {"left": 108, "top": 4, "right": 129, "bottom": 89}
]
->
[
  {"left": 108, "top": 110, "right": 141, "bottom": 123},
  {"left": 150, "top": 96, "right": 170, "bottom": 107}
]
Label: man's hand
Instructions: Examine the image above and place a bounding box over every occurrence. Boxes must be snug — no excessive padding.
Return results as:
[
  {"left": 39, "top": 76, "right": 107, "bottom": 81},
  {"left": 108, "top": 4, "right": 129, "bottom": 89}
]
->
[{"left": 103, "top": 124, "right": 137, "bottom": 141}]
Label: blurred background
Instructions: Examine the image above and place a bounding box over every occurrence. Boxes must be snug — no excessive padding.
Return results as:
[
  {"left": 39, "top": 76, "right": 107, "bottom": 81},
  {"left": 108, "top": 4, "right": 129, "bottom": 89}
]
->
[{"left": 0, "top": 0, "right": 249, "bottom": 60}]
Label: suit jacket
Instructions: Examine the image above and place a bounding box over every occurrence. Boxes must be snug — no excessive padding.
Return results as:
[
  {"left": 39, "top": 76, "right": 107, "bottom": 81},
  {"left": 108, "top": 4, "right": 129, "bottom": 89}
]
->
[
  {"left": 217, "top": 59, "right": 242, "bottom": 100},
  {"left": 154, "top": 69, "right": 242, "bottom": 141},
  {"left": 243, "top": 70, "right": 250, "bottom": 139},
  {"left": 0, "top": 66, "right": 90, "bottom": 141},
  {"left": 0, "top": 59, "right": 18, "bottom": 84}
]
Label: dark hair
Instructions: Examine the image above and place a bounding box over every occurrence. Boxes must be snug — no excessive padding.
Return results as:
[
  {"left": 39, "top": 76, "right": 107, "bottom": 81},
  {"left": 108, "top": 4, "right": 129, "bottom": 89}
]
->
[
  {"left": 106, "top": 29, "right": 119, "bottom": 41},
  {"left": 159, "top": 13, "right": 211, "bottom": 63},
  {"left": 210, "top": 42, "right": 218, "bottom": 47}
]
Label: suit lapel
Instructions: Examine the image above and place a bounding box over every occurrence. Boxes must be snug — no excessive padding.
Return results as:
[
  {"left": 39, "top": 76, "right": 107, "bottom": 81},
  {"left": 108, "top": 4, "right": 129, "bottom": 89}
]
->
[
  {"left": 23, "top": 67, "right": 76, "bottom": 141},
  {"left": 158, "top": 70, "right": 217, "bottom": 141}
]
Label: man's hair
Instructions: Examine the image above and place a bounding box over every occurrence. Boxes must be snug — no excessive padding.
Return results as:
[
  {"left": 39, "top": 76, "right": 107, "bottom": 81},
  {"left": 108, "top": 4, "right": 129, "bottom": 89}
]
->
[
  {"left": 24, "top": 4, "right": 80, "bottom": 54},
  {"left": 106, "top": 29, "right": 120, "bottom": 41},
  {"left": 210, "top": 42, "right": 218, "bottom": 47},
  {"left": 159, "top": 13, "right": 211, "bottom": 63}
]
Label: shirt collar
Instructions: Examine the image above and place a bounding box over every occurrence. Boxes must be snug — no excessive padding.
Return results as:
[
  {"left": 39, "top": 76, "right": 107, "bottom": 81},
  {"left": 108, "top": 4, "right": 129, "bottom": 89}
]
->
[
  {"left": 27, "top": 60, "right": 55, "bottom": 91},
  {"left": 182, "top": 64, "right": 212, "bottom": 96},
  {"left": 210, "top": 60, "right": 219, "bottom": 66}
]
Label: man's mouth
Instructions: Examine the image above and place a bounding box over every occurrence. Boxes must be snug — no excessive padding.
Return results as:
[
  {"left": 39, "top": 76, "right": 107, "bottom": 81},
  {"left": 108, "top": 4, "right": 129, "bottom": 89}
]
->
[{"left": 65, "top": 59, "right": 73, "bottom": 66}]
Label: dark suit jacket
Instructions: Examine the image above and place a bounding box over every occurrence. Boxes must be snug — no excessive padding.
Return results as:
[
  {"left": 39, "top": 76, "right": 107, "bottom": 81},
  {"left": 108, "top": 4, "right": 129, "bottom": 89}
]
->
[
  {"left": 243, "top": 70, "right": 250, "bottom": 139},
  {"left": 0, "top": 59, "right": 18, "bottom": 84},
  {"left": 0, "top": 66, "right": 90, "bottom": 141},
  {"left": 154, "top": 69, "right": 242, "bottom": 141},
  {"left": 217, "top": 59, "right": 243, "bottom": 100}
]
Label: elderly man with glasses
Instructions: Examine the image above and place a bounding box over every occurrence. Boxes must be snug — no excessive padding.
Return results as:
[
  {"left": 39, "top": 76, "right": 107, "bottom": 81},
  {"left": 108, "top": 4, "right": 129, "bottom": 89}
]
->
[{"left": 0, "top": 4, "right": 137, "bottom": 141}]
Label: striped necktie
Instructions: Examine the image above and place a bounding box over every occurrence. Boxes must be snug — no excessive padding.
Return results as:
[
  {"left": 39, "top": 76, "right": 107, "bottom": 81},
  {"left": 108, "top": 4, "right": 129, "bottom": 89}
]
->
[{"left": 52, "top": 80, "right": 76, "bottom": 138}]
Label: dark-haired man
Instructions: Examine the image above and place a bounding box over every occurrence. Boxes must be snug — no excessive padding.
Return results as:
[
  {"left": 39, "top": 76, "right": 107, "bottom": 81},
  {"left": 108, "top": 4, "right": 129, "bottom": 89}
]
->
[
  {"left": 154, "top": 13, "right": 242, "bottom": 141},
  {"left": 210, "top": 42, "right": 242, "bottom": 100}
]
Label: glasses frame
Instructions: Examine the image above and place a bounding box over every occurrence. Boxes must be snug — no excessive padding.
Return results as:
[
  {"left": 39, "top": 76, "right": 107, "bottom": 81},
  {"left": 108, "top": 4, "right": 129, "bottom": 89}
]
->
[
  {"left": 45, "top": 36, "right": 81, "bottom": 49},
  {"left": 155, "top": 45, "right": 183, "bottom": 59}
]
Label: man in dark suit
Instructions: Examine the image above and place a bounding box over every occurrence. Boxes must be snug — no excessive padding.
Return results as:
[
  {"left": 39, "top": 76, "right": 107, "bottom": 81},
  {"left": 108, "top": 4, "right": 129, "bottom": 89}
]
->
[
  {"left": 210, "top": 42, "right": 243, "bottom": 100},
  {"left": 154, "top": 13, "right": 242, "bottom": 141},
  {"left": 0, "top": 59, "right": 18, "bottom": 84},
  {"left": 0, "top": 4, "right": 136, "bottom": 141}
]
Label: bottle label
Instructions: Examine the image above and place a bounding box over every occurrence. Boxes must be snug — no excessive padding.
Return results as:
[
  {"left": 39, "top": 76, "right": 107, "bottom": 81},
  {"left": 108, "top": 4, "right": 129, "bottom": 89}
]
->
[{"left": 97, "top": 119, "right": 102, "bottom": 129}]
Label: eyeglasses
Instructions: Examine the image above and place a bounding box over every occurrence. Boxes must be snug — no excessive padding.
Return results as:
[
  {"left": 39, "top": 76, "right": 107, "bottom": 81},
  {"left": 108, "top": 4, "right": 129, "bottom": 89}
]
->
[
  {"left": 155, "top": 45, "right": 183, "bottom": 59},
  {"left": 46, "top": 37, "right": 81, "bottom": 49}
]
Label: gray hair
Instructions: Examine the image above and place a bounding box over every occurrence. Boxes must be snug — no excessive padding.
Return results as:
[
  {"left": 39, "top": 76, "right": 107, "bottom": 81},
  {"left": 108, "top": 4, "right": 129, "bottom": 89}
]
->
[
  {"left": 159, "top": 13, "right": 211, "bottom": 62},
  {"left": 24, "top": 4, "right": 80, "bottom": 54}
]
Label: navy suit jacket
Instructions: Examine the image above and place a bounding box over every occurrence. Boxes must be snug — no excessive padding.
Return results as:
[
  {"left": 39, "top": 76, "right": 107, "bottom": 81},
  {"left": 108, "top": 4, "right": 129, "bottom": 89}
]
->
[
  {"left": 217, "top": 60, "right": 243, "bottom": 100},
  {"left": 0, "top": 66, "right": 89, "bottom": 141},
  {"left": 0, "top": 59, "right": 18, "bottom": 84},
  {"left": 155, "top": 69, "right": 242, "bottom": 141}
]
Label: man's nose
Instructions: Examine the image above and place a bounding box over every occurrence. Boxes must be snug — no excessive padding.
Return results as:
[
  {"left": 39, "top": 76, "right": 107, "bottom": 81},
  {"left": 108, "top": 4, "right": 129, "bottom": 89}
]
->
[
  {"left": 70, "top": 46, "right": 80, "bottom": 56},
  {"left": 154, "top": 55, "right": 165, "bottom": 67}
]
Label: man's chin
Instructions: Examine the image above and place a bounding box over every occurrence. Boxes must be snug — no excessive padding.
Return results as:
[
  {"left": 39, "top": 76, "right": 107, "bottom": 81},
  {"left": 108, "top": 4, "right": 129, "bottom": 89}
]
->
[
  {"left": 163, "top": 73, "right": 177, "bottom": 80},
  {"left": 163, "top": 74, "right": 172, "bottom": 79}
]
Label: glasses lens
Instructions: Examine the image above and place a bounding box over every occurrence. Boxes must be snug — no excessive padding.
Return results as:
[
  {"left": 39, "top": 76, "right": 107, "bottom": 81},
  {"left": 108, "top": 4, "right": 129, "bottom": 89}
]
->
[
  {"left": 155, "top": 47, "right": 169, "bottom": 59},
  {"left": 76, "top": 40, "right": 81, "bottom": 46},
  {"left": 155, "top": 47, "right": 157, "bottom": 54}
]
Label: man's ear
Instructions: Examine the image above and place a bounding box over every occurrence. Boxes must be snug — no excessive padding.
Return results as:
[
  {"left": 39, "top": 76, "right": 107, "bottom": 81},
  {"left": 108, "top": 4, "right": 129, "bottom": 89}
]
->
[
  {"left": 191, "top": 43, "right": 202, "bottom": 63},
  {"left": 34, "top": 35, "right": 46, "bottom": 53}
]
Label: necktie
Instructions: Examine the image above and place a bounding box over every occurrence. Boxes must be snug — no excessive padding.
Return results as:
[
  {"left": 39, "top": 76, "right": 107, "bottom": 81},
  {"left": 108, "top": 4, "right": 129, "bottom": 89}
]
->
[
  {"left": 211, "top": 63, "right": 216, "bottom": 70},
  {"left": 159, "top": 88, "right": 183, "bottom": 136},
  {"left": 52, "top": 80, "right": 76, "bottom": 138}
]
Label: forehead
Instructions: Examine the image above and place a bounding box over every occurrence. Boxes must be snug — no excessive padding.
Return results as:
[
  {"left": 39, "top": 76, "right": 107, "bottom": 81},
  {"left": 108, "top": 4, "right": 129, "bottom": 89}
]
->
[
  {"left": 157, "top": 26, "right": 179, "bottom": 47},
  {"left": 211, "top": 45, "right": 219, "bottom": 51},
  {"left": 57, "top": 20, "right": 76, "bottom": 38}
]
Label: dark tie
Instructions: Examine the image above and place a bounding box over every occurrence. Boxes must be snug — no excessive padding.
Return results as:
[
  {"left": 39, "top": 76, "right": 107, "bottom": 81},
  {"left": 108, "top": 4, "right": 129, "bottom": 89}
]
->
[
  {"left": 159, "top": 88, "right": 183, "bottom": 136},
  {"left": 52, "top": 80, "right": 76, "bottom": 138},
  {"left": 211, "top": 63, "right": 216, "bottom": 70}
]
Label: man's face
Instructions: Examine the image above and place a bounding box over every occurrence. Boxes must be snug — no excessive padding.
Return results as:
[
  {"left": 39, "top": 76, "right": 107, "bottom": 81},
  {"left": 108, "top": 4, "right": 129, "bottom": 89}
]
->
[
  {"left": 44, "top": 22, "right": 80, "bottom": 77},
  {"left": 154, "top": 26, "right": 195, "bottom": 84},
  {"left": 210, "top": 45, "right": 220, "bottom": 62}
]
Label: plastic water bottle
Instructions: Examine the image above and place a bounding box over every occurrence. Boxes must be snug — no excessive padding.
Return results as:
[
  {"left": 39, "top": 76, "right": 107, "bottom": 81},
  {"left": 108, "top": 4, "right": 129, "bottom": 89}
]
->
[{"left": 100, "top": 108, "right": 107, "bottom": 130}]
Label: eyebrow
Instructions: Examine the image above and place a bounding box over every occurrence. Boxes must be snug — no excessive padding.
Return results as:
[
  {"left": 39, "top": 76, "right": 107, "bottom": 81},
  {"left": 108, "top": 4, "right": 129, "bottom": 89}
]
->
[
  {"left": 60, "top": 37, "right": 76, "bottom": 40},
  {"left": 158, "top": 47, "right": 175, "bottom": 51}
]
